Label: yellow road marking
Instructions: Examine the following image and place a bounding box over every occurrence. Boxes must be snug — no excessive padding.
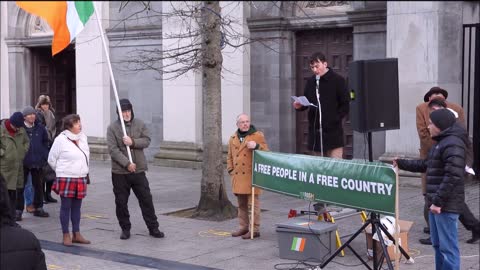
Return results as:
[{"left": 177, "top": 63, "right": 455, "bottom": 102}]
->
[
  {"left": 82, "top": 214, "right": 106, "bottom": 220},
  {"left": 198, "top": 229, "right": 232, "bottom": 237}
]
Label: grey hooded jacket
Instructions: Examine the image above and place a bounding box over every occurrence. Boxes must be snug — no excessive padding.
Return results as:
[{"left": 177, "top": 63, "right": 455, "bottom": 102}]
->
[{"left": 106, "top": 117, "right": 150, "bottom": 175}]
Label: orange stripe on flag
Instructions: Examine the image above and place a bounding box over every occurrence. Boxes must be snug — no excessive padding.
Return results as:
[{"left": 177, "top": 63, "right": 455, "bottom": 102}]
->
[
  {"left": 299, "top": 238, "right": 306, "bottom": 252},
  {"left": 16, "top": 1, "right": 70, "bottom": 55}
]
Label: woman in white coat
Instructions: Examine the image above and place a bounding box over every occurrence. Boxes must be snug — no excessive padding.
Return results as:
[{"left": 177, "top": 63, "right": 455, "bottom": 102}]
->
[{"left": 48, "top": 114, "right": 90, "bottom": 246}]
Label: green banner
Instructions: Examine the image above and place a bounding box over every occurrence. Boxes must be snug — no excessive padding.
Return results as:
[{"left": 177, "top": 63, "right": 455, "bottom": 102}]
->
[{"left": 252, "top": 151, "right": 396, "bottom": 215}]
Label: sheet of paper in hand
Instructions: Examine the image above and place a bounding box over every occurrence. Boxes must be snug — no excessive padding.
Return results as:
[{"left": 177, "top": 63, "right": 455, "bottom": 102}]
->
[{"left": 291, "top": 96, "right": 317, "bottom": 107}]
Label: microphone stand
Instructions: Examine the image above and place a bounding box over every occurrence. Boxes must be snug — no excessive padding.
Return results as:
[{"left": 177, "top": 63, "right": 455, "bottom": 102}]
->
[{"left": 315, "top": 77, "right": 324, "bottom": 156}]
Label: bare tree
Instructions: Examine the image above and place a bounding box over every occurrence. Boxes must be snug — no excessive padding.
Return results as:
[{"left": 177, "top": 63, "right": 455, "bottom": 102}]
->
[
  {"left": 111, "top": 1, "right": 285, "bottom": 220},
  {"left": 193, "top": 1, "right": 236, "bottom": 220},
  {"left": 113, "top": 1, "right": 242, "bottom": 220}
]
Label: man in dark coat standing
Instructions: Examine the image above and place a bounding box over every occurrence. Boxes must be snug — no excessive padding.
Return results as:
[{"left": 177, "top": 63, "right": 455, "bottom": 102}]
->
[
  {"left": 16, "top": 106, "right": 50, "bottom": 221},
  {"left": 293, "top": 51, "right": 350, "bottom": 158},
  {"left": 394, "top": 109, "right": 468, "bottom": 270},
  {"left": 107, "top": 99, "right": 164, "bottom": 240}
]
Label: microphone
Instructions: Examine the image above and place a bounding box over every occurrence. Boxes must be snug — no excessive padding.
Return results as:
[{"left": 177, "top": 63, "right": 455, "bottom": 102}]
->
[{"left": 315, "top": 75, "right": 320, "bottom": 98}]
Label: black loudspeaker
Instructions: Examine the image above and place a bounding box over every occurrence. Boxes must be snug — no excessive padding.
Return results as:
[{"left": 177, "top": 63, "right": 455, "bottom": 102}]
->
[{"left": 348, "top": 58, "right": 400, "bottom": 133}]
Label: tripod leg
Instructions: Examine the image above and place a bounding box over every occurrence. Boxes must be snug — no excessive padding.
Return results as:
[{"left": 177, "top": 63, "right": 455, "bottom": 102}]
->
[
  {"left": 320, "top": 220, "right": 373, "bottom": 270},
  {"left": 345, "top": 245, "right": 372, "bottom": 269},
  {"left": 373, "top": 222, "right": 394, "bottom": 270}
]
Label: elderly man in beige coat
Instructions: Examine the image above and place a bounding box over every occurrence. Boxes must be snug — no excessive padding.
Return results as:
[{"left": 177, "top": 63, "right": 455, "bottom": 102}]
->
[{"left": 227, "top": 113, "right": 269, "bottom": 239}]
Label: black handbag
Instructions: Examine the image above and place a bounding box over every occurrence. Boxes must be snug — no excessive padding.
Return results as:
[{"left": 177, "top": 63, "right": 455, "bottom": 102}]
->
[{"left": 42, "top": 163, "right": 56, "bottom": 183}]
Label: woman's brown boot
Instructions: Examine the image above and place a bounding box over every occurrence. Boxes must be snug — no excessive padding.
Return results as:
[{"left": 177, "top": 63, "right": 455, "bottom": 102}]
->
[
  {"left": 72, "top": 232, "right": 91, "bottom": 244},
  {"left": 63, "top": 233, "right": 72, "bottom": 246}
]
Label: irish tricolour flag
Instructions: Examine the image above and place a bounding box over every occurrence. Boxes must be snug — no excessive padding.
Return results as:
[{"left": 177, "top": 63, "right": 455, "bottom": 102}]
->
[
  {"left": 291, "top": 237, "right": 306, "bottom": 252},
  {"left": 16, "top": 1, "right": 94, "bottom": 56}
]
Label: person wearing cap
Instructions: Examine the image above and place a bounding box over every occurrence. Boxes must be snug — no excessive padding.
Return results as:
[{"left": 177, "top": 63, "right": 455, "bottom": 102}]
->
[
  {"left": 415, "top": 86, "right": 465, "bottom": 245},
  {"left": 0, "top": 112, "right": 30, "bottom": 219},
  {"left": 14, "top": 106, "right": 50, "bottom": 221},
  {"left": 35, "top": 95, "right": 58, "bottom": 204},
  {"left": 394, "top": 109, "right": 468, "bottom": 270},
  {"left": 35, "top": 95, "right": 57, "bottom": 142},
  {"left": 428, "top": 99, "right": 480, "bottom": 244},
  {"left": 106, "top": 99, "right": 164, "bottom": 240}
]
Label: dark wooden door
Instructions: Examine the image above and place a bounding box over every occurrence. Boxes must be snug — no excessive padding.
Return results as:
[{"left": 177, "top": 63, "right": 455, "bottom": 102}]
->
[
  {"left": 31, "top": 45, "right": 76, "bottom": 132},
  {"left": 295, "top": 28, "right": 353, "bottom": 159}
]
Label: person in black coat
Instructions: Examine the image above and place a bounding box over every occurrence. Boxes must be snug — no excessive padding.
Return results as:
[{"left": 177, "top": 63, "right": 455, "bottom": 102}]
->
[
  {"left": 15, "top": 106, "right": 50, "bottom": 221},
  {"left": 293, "top": 52, "right": 350, "bottom": 158},
  {"left": 427, "top": 98, "right": 480, "bottom": 244},
  {"left": 394, "top": 109, "right": 468, "bottom": 270},
  {"left": 0, "top": 174, "right": 47, "bottom": 270}
]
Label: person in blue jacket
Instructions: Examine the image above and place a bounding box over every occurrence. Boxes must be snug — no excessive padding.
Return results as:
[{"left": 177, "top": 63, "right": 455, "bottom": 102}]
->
[{"left": 15, "top": 106, "right": 50, "bottom": 221}]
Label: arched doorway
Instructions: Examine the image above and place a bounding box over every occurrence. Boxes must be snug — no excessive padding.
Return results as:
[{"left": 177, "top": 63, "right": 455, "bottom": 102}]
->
[{"left": 31, "top": 45, "right": 76, "bottom": 132}]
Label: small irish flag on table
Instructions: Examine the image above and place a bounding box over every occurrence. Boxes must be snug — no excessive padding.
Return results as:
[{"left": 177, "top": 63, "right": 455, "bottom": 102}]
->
[
  {"left": 16, "top": 1, "right": 94, "bottom": 56},
  {"left": 291, "top": 237, "right": 306, "bottom": 252}
]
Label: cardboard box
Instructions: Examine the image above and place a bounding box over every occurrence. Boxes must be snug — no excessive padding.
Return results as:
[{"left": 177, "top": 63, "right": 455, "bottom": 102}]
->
[
  {"left": 365, "top": 219, "right": 413, "bottom": 261},
  {"left": 276, "top": 216, "right": 338, "bottom": 262}
]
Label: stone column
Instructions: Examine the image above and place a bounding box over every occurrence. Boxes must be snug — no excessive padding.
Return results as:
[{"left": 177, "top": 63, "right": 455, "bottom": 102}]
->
[
  {"left": 247, "top": 2, "right": 296, "bottom": 153},
  {"left": 0, "top": 1, "right": 9, "bottom": 118},
  {"left": 106, "top": 2, "right": 163, "bottom": 161},
  {"left": 75, "top": 2, "right": 110, "bottom": 139},
  {"left": 6, "top": 45, "right": 32, "bottom": 113},
  {"left": 385, "top": 2, "right": 463, "bottom": 157},
  {"left": 155, "top": 2, "right": 251, "bottom": 168},
  {"left": 154, "top": 2, "right": 203, "bottom": 168},
  {"left": 347, "top": 6, "right": 387, "bottom": 160}
]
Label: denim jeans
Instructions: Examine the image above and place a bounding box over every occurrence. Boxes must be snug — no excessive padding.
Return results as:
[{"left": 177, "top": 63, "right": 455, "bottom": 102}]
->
[
  {"left": 24, "top": 173, "right": 34, "bottom": 206},
  {"left": 429, "top": 212, "right": 460, "bottom": 270}
]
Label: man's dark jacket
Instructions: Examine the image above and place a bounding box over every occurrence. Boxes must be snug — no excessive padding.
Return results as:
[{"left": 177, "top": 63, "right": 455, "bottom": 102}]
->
[
  {"left": 297, "top": 69, "right": 350, "bottom": 152},
  {"left": 397, "top": 123, "right": 467, "bottom": 214},
  {"left": 0, "top": 225, "right": 47, "bottom": 270},
  {"left": 23, "top": 120, "right": 49, "bottom": 168}
]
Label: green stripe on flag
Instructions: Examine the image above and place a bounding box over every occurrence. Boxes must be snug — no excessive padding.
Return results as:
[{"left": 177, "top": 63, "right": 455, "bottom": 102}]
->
[
  {"left": 290, "top": 237, "right": 298, "bottom": 251},
  {"left": 75, "top": 1, "right": 94, "bottom": 25}
]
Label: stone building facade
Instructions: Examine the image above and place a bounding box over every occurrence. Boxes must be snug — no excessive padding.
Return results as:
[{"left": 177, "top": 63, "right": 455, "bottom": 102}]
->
[{"left": 1, "top": 1, "right": 478, "bottom": 170}]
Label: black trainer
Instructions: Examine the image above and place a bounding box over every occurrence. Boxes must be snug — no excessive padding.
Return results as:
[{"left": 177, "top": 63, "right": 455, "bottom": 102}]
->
[
  {"left": 419, "top": 237, "right": 432, "bottom": 245},
  {"left": 33, "top": 208, "right": 49, "bottom": 217},
  {"left": 45, "top": 193, "right": 58, "bottom": 203},
  {"left": 149, "top": 228, "right": 165, "bottom": 238},
  {"left": 466, "top": 231, "right": 480, "bottom": 244},
  {"left": 120, "top": 230, "right": 130, "bottom": 240}
]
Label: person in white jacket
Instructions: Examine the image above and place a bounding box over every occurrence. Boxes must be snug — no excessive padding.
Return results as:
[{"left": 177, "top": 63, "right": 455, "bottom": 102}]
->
[{"left": 48, "top": 114, "right": 90, "bottom": 246}]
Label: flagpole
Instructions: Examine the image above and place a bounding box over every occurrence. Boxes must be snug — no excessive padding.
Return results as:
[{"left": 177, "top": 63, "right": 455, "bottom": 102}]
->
[{"left": 92, "top": 2, "right": 132, "bottom": 163}]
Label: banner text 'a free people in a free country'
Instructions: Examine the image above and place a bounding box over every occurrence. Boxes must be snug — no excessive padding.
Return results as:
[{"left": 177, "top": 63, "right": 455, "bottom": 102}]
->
[{"left": 252, "top": 151, "right": 396, "bottom": 215}]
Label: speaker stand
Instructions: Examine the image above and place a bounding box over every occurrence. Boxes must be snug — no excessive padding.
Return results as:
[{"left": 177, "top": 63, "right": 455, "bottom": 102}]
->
[
  {"left": 319, "top": 212, "right": 412, "bottom": 270},
  {"left": 368, "top": 132, "right": 373, "bottom": 162}
]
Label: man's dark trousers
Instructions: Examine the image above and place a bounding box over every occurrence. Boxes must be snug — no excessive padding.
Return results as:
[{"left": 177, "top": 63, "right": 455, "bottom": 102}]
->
[
  {"left": 16, "top": 167, "right": 43, "bottom": 211},
  {"left": 459, "top": 202, "right": 480, "bottom": 232},
  {"left": 112, "top": 172, "right": 159, "bottom": 231}
]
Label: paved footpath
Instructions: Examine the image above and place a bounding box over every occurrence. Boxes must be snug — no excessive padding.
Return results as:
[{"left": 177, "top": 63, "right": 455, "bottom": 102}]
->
[{"left": 18, "top": 160, "right": 479, "bottom": 270}]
